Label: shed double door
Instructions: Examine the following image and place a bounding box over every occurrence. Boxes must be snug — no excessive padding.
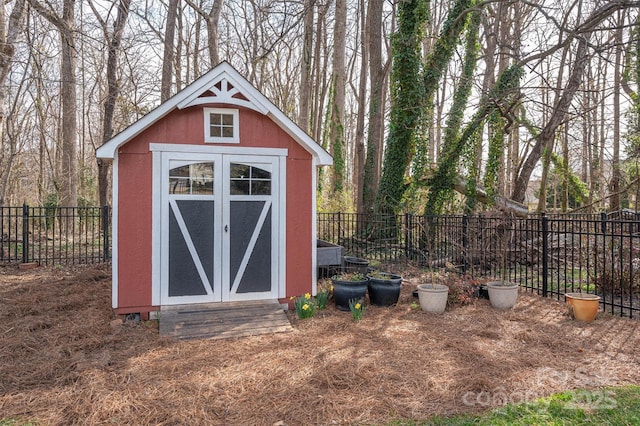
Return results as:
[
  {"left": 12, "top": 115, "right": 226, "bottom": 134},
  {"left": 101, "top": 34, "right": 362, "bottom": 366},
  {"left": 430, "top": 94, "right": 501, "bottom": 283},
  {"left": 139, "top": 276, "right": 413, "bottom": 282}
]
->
[{"left": 160, "top": 153, "right": 279, "bottom": 305}]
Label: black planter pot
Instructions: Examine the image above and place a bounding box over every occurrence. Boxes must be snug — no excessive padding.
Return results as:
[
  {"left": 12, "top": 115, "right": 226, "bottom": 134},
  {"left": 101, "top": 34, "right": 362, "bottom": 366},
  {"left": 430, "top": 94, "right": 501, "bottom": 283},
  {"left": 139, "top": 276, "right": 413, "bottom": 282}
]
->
[
  {"left": 367, "top": 273, "right": 402, "bottom": 306},
  {"left": 343, "top": 256, "right": 370, "bottom": 275},
  {"left": 477, "top": 284, "right": 490, "bottom": 299},
  {"left": 332, "top": 277, "right": 369, "bottom": 311}
]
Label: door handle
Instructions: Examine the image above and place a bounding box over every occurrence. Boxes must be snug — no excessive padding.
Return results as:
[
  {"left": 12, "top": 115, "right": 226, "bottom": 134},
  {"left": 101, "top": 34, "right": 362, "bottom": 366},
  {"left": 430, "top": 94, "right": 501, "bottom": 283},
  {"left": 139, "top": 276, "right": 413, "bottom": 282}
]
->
[{"left": 225, "top": 224, "right": 229, "bottom": 233}]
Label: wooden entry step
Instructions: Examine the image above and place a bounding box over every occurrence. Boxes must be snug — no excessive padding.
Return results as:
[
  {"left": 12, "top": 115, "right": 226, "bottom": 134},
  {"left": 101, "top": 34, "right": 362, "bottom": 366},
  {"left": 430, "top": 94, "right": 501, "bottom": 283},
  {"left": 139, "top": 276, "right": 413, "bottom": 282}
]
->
[{"left": 159, "top": 300, "right": 293, "bottom": 340}]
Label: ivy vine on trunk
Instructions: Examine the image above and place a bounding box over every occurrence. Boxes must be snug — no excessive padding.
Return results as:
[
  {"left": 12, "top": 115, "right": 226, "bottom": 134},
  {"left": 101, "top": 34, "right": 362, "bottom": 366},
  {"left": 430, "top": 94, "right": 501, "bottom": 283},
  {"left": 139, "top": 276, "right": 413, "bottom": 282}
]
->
[
  {"left": 374, "top": 0, "right": 428, "bottom": 215},
  {"left": 374, "top": 0, "right": 475, "bottom": 216},
  {"left": 424, "top": 64, "right": 524, "bottom": 215}
]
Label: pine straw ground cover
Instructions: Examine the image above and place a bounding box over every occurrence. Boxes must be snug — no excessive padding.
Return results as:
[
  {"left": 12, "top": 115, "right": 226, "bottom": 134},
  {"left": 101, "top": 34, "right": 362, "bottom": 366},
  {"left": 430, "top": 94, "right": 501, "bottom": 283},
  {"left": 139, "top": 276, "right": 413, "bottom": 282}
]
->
[{"left": 1, "top": 265, "right": 639, "bottom": 425}]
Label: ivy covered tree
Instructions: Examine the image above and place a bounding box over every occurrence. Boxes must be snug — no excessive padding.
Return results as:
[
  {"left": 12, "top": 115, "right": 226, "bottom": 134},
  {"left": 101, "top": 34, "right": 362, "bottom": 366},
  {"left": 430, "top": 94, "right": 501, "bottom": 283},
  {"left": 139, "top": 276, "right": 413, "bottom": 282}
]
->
[
  {"left": 372, "top": 0, "right": 428, "bottom": 214},
  {"left": 421, "top": 7, "right": 481, "bottom": 214},
  {"left": 424, "top": 64, "right": 524, "bottom": 215},
  {"left": 374, "top": 0, "right": 476, "bottom": 216}
]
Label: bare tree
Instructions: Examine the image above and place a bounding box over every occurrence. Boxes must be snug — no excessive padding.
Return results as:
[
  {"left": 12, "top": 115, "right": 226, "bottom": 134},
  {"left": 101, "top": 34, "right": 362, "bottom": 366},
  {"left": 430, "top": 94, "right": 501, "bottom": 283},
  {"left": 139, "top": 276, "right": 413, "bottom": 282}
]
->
[
  {"left": 298, "top": 0, "right": 314, "bottom": 133},
  {"left": 513, "top": 0, "right": 640, "bottom": 205},
  {"left": 28, "top": 0, "right": 79, "bottom": 207},
  {"left": 361, "top": 0, "right": 386, "bottom": 214},
  {"left": 610, "top": 9, "right": 624, "bottom": 211},
  {"left": 0, "top": 0, "right": 26, "bottom": 205},
  {"left": 89, "top": 0, "right": 131, "bottom": 207},
  {"left": 184, "top": 0, "right": 224, "bottom": 67},
  {"left": 353, "top": 0, "right": 368, "bottom": 212},
  {"left": 161, "top": 0, "right": 179, "bottom": 102}
]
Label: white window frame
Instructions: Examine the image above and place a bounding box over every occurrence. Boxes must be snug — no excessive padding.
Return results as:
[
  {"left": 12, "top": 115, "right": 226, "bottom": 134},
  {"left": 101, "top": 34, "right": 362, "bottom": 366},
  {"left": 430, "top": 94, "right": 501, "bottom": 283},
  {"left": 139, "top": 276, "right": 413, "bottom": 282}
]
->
[{"left": 204, "top": 107, "right": 239, "bottom": 143}]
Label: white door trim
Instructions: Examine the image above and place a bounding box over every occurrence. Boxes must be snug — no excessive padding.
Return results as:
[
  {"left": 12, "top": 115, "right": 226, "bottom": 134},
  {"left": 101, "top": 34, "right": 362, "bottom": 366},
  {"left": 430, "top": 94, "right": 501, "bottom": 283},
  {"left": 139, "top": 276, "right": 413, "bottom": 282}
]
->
[
  {"left": 150, "top": 143, "right": 287, "bottom": 157},
  {"left": 151, "top": 145, "right": 286, "bottom": 306}
]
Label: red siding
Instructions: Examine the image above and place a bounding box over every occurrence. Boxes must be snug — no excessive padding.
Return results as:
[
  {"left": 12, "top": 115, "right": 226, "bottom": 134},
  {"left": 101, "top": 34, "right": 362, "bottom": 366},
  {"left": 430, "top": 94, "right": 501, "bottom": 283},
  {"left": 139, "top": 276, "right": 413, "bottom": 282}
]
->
[
  {"left": 115, "top": 105, "right": 314, "bottom": 313},
  {"left": 284, "top": 158, "right": 313, "bottom": 298},
  {"left": 117, "top": 152, "right": 152, "bottom": 310}
]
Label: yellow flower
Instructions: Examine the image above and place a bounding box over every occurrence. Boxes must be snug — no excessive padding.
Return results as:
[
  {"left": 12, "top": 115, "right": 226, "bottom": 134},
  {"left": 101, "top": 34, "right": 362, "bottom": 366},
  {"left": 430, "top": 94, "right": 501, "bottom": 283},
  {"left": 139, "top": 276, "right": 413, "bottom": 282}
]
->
[
  {"left": 302, "top": 303, "right": 309, "bottom": 310},
  {"left": 330, "top": 285, "right": 334, "bottom": 292},
  {"left": 289, "top": 296, "right": 295, "bottom": 300},
  {"left": 304, "top": 293, "right": 311, "bottom": 300},
  {"left": 355, "top": 303, "right": 361, "bottom": 310}
]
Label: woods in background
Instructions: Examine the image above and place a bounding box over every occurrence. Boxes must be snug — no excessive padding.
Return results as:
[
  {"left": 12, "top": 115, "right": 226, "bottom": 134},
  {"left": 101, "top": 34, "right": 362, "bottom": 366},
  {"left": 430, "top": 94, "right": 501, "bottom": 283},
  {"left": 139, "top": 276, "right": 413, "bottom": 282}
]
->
[{"left": 0, "top": 0, "right": 639, "bottom": 216}]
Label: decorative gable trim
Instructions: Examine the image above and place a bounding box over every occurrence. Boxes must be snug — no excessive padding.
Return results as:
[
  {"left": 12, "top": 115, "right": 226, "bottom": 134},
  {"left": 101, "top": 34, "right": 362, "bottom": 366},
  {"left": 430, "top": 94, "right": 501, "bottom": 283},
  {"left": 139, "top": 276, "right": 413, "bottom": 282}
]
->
[
  {"left": 177, "top": 77, "right": 269, "bottom": 114},
  {"left": 96, "top": 61, "right": 332, "bottom": 166}
]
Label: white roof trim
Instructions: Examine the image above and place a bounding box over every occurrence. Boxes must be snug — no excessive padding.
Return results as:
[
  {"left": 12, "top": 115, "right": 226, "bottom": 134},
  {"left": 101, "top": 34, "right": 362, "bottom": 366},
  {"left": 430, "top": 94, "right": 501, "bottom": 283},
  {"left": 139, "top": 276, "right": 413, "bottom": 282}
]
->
[
  {"left": 96, "top": 61, "right": 332, "bottom": 166},
  {"left": 176, "top": 76, "right": 269, "bottom": 114}
]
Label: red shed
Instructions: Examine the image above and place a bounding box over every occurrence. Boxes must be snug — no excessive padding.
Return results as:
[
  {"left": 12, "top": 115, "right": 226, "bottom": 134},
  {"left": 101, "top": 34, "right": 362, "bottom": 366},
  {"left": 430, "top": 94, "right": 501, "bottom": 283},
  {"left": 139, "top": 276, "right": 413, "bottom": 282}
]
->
[{"left": 96, "top": 62, "right": 332, "bottom": 317}]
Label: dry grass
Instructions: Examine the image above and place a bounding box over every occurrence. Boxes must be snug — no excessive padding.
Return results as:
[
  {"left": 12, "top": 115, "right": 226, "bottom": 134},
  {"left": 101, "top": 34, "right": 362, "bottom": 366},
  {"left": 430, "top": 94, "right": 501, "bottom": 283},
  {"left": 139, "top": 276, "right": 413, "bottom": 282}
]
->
[{"left": 1, "top": 264, "right": 639, "bottom": 425}]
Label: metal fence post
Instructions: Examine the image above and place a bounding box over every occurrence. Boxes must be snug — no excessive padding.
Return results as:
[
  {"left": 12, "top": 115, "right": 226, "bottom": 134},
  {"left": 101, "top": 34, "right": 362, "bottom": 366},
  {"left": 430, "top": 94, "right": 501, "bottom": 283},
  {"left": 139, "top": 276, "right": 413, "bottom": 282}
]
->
[
  {"left": 599, "top": 212, "right": 607, "bottom": 304},
  {"left": 462, "top": 215, "right": 468, "bottom": 274},
  {"left": 541, "top": 212, "right": 548, "bottom": 297},
  {"left": 404, "top": 213, "right": 411, "bottom": 261},
  {"left": 337, "top": 211, "right": 341, "bottom": 248},
  {"left": 102, "top": 205, "right": 110, "bottom": 261},
  {"left": 22, "top": 203, "right": 29, "bottom": 264}
]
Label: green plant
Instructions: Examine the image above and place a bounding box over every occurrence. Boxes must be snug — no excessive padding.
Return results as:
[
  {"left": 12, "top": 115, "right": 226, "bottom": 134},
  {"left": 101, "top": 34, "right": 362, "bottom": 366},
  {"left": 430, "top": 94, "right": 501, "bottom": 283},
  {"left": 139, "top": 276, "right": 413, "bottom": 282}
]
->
[
  {"left": 291, "top": 293, "right": 316, "bottom": 319},
  {"left": 348, "top": 298, "right": 366, "bottom": 321},
  {"left": 410, "top": 301, "right": 419, "bottom": 310},
  {"left": 367, "top": 270, "right": 390, "bottom": 279},
  {"left": 332, "top": 271, "right": 366, "bottom": 281},
  {"left": 316, "top": 288, "right": 330, "bottom": 310}
]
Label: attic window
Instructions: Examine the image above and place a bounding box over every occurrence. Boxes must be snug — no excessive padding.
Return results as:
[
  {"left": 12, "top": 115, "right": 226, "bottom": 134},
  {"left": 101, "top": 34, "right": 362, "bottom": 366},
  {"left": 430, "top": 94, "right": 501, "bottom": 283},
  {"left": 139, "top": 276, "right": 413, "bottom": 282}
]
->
[{"left": 204, "top": 107, "right": 239, "bottom": 143}]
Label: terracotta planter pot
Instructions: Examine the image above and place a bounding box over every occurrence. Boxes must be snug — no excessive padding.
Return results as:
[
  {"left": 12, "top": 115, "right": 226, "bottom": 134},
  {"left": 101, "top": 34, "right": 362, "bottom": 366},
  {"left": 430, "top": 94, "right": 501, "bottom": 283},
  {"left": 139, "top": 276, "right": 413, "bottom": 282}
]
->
[
  {"left": 565, "top": 292, "right": 601, "bottom": 322},
  {"left": 417, "top": 284, "right": 449, "bottom": 313},
  {"left": 367, "top": 273, "right": 402, "bottom": 306},
  {"left": 486, "top": 281, "right": 519, "bottom": 310}
]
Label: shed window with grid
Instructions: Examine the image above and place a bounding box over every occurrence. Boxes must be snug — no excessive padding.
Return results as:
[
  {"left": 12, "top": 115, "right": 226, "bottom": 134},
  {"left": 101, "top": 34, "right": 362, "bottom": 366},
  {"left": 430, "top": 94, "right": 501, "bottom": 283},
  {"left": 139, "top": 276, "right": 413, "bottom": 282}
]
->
[{"left": 204, "top": 108, "right": 239, "bottom": 143}]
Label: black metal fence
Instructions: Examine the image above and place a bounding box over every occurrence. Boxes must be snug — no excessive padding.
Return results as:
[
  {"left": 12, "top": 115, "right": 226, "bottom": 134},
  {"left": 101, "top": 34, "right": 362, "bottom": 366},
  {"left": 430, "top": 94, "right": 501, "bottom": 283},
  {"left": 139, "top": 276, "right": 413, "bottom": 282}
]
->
[
  {"left": 318, "top": 212, "right": 640, "bottom": 319},
  {"left": 0, "top": 204, "right": 111, "bottom": 266},
  {"left": 4, "top": 205, "right": 639, "bottom": 318}
]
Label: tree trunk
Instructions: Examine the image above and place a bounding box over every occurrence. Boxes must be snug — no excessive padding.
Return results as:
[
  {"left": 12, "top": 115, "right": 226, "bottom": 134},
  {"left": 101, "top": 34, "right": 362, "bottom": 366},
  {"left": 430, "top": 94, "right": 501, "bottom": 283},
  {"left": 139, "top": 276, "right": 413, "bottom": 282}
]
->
[
  {"left": 425, "top": 9, "right": 481, "bottom": 214},
  {"left": 207, "top": 0, "right": 223, "bottom": 66},
  {"left": 298, "top": 0, "right": 314, "bottom": 134},
  {"left": 361, "top": 0, "right": 385, "bottom": 214},
  {"left": 96, "top": 0, "right": 131, "bottom": 207},
  {"left": 513, "top": 36, "right": 590, "bottom": 204},
  {"left": 175, "top": 4, "right": 183, "bottom": 92},
  {"left": 610, "top": 10, "right": 623, "bottom": 211},
  {"left": 353, "top": 0, "right": 368, "bottom": 213},
  {"left": 0, "top": 0, "right": 26, "bottom": 205},
  {"left": 328, "top": 0, "right": 346, "bottom": 194},
  {"left": 311, "top": 4, "right": 329, "bottom": 144},
  {"left": 29, "top": 0, "right": 80, "bottom": 207},
  {"left": 375, "top": 0, "right": 471, "bottom": 214},
  {"left": 161, "top": 0, "right": 179, "bottom": 102},
  {"left": 184, "top": 0, "right": 224, "bottom": 67},
  {"left": 374, "top": 0, "right": 427, "bottom": 214},
  {"left": 59, "top": 0, "right": 78, "bottom": 207}
]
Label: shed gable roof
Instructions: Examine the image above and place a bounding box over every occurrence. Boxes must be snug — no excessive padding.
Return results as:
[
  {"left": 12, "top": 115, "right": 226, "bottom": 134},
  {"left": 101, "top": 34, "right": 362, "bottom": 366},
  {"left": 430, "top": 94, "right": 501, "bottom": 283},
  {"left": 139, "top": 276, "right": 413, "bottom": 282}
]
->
[{"left": 96, "top": 61, "right": 332, "bottom": 165}]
